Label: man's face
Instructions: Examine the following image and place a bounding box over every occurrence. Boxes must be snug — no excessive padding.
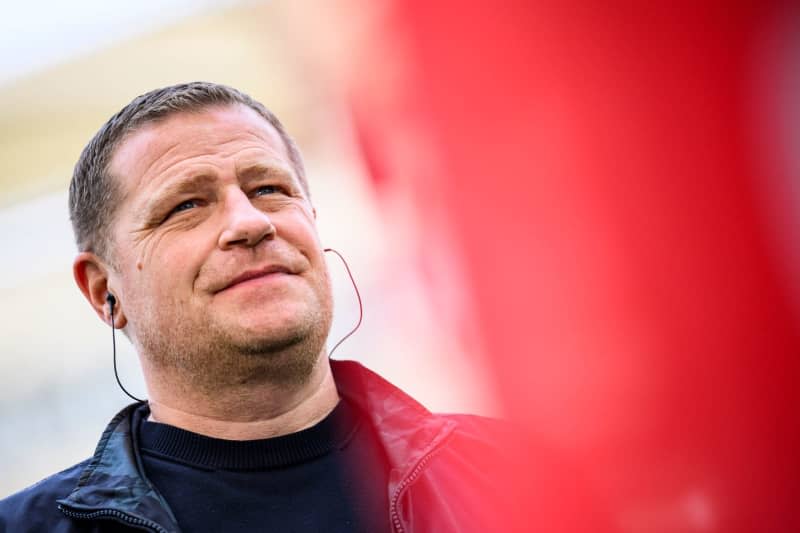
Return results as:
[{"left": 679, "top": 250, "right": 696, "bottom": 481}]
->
[{"left": 105, "top": 105, "right": 332, "bottom": 384}]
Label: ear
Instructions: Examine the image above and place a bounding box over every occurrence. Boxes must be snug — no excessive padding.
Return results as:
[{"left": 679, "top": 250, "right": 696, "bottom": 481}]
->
[{"left": 73, "top": 252, "right": 128, "bottom": 329}]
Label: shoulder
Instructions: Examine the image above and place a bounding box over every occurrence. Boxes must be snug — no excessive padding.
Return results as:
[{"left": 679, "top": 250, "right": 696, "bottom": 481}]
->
[
  {"left": 430, "top": 413, "right": 518, "bottom": 474},
  {"left": 433, "top": 413, "right": 610, "bottom": 531},
  {"left": 442, "top": 413, "right": 509, "bottom": 435},
  {"left": 439, "top": 412, "right": 514, "bottom": 450},
  {"left": 0, "top": 459, "right": 89, "bottom": 531}
]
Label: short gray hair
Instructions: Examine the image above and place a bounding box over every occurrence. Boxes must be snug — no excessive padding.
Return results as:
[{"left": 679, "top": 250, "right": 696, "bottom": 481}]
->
[{"left": 69, "top": 81, "right": 307, "bottom": 260}]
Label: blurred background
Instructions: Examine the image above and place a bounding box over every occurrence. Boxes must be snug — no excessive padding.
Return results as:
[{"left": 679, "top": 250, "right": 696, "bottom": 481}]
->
[{"left": 1, "top": 1, "right": 799, "bottom": 531}]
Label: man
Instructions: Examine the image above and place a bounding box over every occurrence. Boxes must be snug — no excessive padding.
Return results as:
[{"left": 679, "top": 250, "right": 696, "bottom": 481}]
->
[{"left": 0, "top": 82, "right": 508, "bottom": 532}]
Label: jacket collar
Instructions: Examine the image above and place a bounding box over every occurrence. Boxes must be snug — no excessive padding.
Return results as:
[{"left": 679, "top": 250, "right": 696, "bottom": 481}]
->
[
  {"left": 57, "top": 360, "right": 455, "bottom": 530},
  {"left": 57, "top": 401, "right": 180, "bottom": 532},
  {"left": 331, "top": 360, "right": 457, "bottom": 489}
]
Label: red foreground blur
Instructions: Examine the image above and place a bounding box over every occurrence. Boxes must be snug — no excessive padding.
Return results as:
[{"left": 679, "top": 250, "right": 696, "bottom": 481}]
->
[{"left": 333, "top": 2, "right": 800, "bottom": 531}]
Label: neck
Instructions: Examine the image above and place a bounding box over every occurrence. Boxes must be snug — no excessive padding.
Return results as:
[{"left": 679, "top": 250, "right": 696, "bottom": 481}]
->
[{"left": 143, "top": 353, "right": 339, "bottom": 440}]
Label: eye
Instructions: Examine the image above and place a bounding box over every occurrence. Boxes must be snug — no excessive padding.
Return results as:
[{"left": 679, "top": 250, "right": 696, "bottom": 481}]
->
[
  {"left": 253, "top": 185, "right": 281, "bottom": 196},
  {"left": 172, "top": 199, "right": 199, "bottom": 213},
  {"left": 162, "top": 198, "right": 202, "bottom": 222}
]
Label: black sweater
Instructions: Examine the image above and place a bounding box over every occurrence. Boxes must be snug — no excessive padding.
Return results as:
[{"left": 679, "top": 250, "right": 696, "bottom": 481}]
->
[{"left": 138, "top": 399, "right": 391, "bottom": 532}]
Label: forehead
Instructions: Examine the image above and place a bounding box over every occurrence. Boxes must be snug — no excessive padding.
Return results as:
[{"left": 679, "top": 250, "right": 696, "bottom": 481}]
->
[{"left": 108, "top": 104, "right": 291, "bottom": 191}]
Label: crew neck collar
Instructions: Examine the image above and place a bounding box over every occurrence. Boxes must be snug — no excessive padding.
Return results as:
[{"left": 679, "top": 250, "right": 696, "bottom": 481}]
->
[{"left": 137, "top": 399, "right": 359, "bottom": 471}]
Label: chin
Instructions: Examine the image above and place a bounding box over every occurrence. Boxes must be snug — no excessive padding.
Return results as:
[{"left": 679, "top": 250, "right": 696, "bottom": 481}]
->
[
  {"left": 228, "top": 326, "right": 327, "bottom": 386},
  {"left": 234, "top": 329, "right": 309, "bottom": 354},
  {"left": 239, "top": 310, "right": 309, "bottom": 336},
  {"left": 226, "top": 310, "right": 326, "bottom": 352}
]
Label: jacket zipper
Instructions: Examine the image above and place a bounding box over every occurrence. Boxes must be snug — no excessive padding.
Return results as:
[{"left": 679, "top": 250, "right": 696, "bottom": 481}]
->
[
  {"left": 390, "top": 443, "right": 449, "bottom": 533},
  {"left": 58, "top": 505, "right": 168, "bottom": 533}
]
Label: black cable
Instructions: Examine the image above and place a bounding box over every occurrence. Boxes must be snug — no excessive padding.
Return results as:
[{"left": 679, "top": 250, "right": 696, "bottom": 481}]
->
[
  {"left": 324, "top": 248, "right": 364, "bottom": 359},
  {"left": 108, "top": 294, "right": 144, "bottom": 403}
]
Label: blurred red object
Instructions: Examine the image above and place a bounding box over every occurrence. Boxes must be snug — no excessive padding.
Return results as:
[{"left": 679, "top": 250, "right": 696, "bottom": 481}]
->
[{"left": 335, "top": 2, "right": 800, "bottom": 531}]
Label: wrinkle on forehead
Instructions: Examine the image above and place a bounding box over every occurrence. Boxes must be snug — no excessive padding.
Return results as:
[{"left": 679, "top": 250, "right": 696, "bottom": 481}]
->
[
  {"left": 137, "top": 139, "right": 182, "bottom": 185},
  {"left": 110, "top": 105, "right": 290, "bottom": 190}
]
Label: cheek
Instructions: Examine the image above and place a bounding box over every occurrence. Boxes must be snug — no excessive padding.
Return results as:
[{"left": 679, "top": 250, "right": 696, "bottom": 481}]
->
[
  {"left": 275, "top": 207, "right": 329, "bottom": 289},
  {"left": 133, "top": 229, "right": 210, "bottom": 294},
  {"left": 278, "top": 204, "right": 323, "bottom": 249}
]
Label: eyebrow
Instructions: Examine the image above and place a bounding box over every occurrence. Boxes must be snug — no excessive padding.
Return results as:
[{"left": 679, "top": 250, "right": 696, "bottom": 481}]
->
[
  {"left": 140, "top": 173, "right": 217, "bottom": 219},
  {"left": 150, "top": 173, "right": 218, "bottom": 203},
  {"left": 236, "top": 162, "right": 294, "bottom": 182}
]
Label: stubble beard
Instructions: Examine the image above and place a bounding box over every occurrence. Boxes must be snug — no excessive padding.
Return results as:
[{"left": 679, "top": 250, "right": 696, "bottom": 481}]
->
[{"left": 134, "top": 296, "right": 333, "bottom": 397}]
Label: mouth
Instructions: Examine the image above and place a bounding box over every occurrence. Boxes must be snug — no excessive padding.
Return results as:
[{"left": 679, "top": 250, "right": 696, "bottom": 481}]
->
[{"left": 217, "top": 265, "right": 294, "bottom": 293}]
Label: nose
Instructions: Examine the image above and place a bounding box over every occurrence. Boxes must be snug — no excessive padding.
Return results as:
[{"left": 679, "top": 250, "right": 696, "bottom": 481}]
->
[{"left": 218, "top": 188, "right": 275, "bottom": 250}]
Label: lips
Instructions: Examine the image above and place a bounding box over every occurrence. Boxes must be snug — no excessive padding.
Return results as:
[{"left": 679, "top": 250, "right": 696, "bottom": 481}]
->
[{"left": 217, "top": 265, "right": 293, "bottom": 293}]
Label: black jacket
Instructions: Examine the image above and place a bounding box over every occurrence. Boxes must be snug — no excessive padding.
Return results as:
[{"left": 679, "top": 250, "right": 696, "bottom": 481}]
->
[{"left": 0, "top": 360, "right": 512, "bottom": 532}]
